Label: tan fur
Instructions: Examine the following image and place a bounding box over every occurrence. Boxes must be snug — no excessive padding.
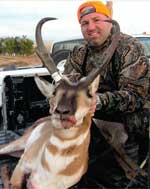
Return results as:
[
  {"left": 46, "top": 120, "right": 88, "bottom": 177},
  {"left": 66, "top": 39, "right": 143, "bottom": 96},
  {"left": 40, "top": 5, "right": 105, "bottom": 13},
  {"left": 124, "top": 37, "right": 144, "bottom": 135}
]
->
[
  {"left": 46, "top": 142, "right": 59, "bottom": 155},
  {"left": 59, "top": 133, "right": 90, "bottom": 176}
]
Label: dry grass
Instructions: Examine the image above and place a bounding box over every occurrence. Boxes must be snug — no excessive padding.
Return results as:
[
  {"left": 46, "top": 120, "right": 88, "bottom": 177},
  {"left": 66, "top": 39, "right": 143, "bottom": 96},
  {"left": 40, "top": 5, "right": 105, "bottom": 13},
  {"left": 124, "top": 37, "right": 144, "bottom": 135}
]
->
[
  {"left": 0, "top": 43, "right": 52, "bottom": 69},
  {"left": 0, "top": 53, "right": 42, "bottom": 69}
]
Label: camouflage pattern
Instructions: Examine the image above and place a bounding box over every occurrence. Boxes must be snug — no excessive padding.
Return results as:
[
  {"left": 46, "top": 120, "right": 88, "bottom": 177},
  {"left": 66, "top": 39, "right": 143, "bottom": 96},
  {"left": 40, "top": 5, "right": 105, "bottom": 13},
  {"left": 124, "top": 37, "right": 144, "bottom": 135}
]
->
[{"left": 64, "top": 31, "right": 150, "bottom": 134}]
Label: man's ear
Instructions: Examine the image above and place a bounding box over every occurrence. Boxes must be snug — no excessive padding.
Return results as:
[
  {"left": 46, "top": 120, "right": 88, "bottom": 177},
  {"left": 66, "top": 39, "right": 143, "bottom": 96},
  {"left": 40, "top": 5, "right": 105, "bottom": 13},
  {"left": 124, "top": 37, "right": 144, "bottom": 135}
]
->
[
  {"left": 34, "top": 74, "right": 55, "bottom": 98},
  {"left": 88, "top": 75, "right": 100, "bottom": 96}
]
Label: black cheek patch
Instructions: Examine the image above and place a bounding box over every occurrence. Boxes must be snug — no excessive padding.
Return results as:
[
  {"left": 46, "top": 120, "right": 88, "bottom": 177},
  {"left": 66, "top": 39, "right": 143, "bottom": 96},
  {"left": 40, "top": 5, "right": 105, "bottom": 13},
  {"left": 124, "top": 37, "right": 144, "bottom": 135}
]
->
[{"left": 70, "top": 94, "right": 78, "bottom": 115}]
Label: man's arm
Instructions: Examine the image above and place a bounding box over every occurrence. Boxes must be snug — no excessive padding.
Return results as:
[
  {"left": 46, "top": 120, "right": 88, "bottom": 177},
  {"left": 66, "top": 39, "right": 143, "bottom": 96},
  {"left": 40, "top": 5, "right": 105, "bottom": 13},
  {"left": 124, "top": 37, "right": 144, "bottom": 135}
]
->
[{"left": 96, "top": 40, "right": 149, "bottom": 113}]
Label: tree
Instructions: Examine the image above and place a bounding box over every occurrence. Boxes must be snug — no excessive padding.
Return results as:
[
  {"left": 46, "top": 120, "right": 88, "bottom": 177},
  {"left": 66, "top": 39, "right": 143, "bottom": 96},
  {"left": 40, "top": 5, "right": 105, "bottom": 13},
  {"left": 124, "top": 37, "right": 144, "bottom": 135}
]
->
[
  {"left": 14, "top": 37, "right": 22, "bottom": 54},
  {"left": 4, "top": 37, "right": 15, "bottom": 55},
  {"left": 0, "top": 36, "right": 34, "bottom": 55},
  {"left": 20, "top": 36, "right": 34, "bottom": 55}
]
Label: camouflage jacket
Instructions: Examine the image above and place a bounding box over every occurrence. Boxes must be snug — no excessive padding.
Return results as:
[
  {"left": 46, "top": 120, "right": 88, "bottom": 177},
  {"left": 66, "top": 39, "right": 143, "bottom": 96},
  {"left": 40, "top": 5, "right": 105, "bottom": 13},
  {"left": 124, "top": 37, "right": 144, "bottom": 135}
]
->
[{"left": 64, "top": 32, "right": 149, "bottom": 132}]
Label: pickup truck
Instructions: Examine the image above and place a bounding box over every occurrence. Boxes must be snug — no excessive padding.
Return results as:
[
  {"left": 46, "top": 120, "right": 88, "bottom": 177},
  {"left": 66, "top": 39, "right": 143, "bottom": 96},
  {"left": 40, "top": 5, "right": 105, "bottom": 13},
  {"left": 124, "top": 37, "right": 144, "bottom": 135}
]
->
[{"left": 0, "top": 34, "right": 149, "bottom": 188}]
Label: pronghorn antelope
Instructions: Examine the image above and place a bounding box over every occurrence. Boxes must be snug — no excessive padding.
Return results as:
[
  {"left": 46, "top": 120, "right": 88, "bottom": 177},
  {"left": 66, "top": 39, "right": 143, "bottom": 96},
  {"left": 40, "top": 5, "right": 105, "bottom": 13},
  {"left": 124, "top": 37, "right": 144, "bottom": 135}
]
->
[{"left": 0, "top": 18, "right": 145, "bottom": 189}]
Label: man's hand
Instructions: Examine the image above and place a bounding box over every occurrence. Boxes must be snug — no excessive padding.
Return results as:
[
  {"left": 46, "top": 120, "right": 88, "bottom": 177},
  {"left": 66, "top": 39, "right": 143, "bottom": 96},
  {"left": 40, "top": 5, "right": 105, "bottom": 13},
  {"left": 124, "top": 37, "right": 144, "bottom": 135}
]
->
[{"left": 89, "top": 94, "right": 97, "bottom": 117}]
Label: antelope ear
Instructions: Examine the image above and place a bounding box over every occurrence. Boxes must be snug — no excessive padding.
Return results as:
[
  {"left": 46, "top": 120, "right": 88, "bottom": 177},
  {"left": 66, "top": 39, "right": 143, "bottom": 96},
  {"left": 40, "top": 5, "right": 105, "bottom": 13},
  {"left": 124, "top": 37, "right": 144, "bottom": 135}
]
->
[
  {"left": 88, "top": 75, "right": 100, "bottom": 96},
  {"left": 34, "top": 74, "right": 55, "bottom": 98}
]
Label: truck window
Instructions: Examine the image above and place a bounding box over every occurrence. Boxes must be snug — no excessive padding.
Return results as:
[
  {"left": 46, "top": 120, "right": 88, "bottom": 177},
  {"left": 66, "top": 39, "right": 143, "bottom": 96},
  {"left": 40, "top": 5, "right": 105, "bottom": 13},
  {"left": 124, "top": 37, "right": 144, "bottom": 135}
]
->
[
  {"left": 137, "top": 37, "right": 150, "bottom": 58},
  {"left": 52, "top": 39, "right": 84, "bottom": 55}
]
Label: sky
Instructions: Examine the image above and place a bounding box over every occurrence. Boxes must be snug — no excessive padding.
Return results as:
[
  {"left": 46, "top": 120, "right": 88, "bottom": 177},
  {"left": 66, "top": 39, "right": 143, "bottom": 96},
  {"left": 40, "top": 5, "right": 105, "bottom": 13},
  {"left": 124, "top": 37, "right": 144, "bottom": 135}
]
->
[{"left": 0, "top": 0, "right": 150, "bottom": 42}]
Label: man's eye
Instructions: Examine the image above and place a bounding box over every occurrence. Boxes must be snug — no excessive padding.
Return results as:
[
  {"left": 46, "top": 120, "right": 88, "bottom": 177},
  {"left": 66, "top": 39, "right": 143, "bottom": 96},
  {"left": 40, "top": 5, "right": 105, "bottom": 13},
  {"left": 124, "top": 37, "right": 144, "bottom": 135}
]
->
[
  {"left": 94, "top": 18, "right": 101, "bottom": 22},
  {"left": 81, "top": 22, "right": 88, "bottom": 27}
]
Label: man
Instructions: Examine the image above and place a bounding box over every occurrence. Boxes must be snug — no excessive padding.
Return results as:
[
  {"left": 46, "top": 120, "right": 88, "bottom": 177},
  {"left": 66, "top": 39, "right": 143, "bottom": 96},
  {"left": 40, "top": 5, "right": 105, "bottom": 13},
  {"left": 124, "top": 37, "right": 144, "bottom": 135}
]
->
[{"left": 64, "top": 1, "right": 149, "bottom": 188}]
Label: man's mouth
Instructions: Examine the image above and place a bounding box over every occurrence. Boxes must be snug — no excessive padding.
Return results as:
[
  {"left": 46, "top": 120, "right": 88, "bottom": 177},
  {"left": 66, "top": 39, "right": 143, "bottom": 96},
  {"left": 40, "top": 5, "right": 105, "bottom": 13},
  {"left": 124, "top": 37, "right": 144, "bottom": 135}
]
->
[{"left": 88, "top": 31, "right": 100, "bottom": 38}]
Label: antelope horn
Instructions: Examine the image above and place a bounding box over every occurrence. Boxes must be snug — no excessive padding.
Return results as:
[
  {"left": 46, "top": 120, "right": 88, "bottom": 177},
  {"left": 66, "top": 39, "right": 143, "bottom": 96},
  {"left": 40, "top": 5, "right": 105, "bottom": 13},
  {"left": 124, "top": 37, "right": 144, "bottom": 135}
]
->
[
  {"left": 78, "top": 19, "right": 120, "bottom": 89},
  {"left": 35, "top": 17, "right": 62, "bottom": 82}
]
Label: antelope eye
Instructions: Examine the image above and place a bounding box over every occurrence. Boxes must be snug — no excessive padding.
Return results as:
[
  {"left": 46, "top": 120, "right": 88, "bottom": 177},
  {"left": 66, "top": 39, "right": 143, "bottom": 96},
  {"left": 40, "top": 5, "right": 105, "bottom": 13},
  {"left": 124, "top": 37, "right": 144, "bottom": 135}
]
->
[
  {"left": 86, "top": 89, "right": 92, "bottom": 98},
  {"left": 52, "top": 90, "right": 56, "bottom": 96}
]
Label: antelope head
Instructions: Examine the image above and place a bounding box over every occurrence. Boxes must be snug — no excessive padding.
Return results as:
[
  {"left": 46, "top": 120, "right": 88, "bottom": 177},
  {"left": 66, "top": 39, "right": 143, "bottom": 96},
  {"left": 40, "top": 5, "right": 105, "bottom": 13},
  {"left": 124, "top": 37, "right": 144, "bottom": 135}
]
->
[{"left": 35, "top": 17, "right": 120, "bottom": 130}]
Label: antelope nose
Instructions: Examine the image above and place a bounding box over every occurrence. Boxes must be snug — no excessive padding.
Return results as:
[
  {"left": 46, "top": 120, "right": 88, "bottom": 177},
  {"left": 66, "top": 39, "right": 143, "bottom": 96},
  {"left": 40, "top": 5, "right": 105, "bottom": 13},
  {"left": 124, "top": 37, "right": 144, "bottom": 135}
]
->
[{"left": 55, "top": 108, "right": 70, "bottom": 115}]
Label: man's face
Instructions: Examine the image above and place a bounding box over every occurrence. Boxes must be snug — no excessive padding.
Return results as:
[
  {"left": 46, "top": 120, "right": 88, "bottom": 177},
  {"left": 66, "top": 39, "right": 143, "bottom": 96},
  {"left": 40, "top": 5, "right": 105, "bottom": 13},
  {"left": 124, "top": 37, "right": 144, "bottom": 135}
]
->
[{"left": 80, "top": 12, "right": 112, "bottom": 46}]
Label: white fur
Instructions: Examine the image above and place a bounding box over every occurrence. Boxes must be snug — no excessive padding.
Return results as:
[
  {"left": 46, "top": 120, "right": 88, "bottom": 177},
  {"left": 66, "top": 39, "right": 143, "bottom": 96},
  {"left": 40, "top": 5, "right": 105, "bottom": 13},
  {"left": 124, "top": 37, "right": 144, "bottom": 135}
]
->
[
  {"left": 28, "top": 162, "right": 84, "bottom": 189},
  {"left": 49, "top": 129, "right": 89, "bottom": 149},
  {"left": 45, "top": 148, "right": 78, "bottom": 173},
  {"left": 25, "top": 122, "right": 45, "bottom": 150},
  {"left": 75, "top": 107, "right": 90, "bottom": 126}
]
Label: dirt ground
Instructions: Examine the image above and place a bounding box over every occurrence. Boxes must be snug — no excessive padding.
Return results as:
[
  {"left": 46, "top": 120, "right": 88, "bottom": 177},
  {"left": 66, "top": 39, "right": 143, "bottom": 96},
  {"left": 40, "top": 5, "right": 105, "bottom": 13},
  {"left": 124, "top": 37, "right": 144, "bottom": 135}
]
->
[{"left": 0, "top": 53, "right": 43, "bottom": 69}]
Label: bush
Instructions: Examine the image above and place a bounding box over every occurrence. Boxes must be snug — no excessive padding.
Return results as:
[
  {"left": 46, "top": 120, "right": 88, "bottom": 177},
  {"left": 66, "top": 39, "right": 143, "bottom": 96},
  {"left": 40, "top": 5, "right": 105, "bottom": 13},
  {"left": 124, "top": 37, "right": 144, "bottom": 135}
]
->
[{"left": 0, "top": 36, "right": 34, "bottom": 55}]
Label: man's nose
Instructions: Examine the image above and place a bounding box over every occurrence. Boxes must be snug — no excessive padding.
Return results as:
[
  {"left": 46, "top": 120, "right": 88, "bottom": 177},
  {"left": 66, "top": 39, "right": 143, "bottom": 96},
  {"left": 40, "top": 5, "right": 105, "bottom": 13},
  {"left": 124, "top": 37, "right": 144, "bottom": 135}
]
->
[{"left": 88, "top": 21, "right": 96, "bottom": 30}]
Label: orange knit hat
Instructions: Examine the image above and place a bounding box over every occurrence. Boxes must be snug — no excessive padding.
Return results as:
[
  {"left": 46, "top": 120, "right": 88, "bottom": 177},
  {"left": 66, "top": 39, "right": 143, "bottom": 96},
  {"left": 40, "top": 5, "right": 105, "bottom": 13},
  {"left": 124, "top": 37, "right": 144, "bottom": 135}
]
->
[{"left": 77, "top": 1, "right": 111, "bottom": 22}]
